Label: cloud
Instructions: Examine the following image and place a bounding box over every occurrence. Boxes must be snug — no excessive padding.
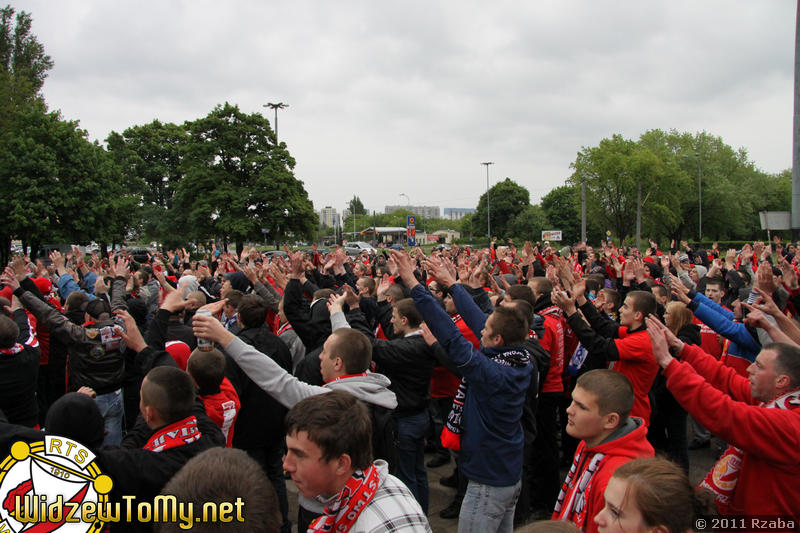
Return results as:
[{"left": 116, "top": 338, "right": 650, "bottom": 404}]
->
[{"left": 16, "top": 0, "right": 795, "bottom": 215}]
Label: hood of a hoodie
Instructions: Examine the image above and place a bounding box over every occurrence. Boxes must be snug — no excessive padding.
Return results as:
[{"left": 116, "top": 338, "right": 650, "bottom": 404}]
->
[
  {"left": 587, "top": 417, "right": 654, "bottom": 458},
  {"left": 325, "top": 372, "right": 398, "bottom": 410}
]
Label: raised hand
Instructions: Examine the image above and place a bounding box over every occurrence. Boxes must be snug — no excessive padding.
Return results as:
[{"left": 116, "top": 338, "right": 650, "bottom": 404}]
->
[
  {"left": 645, "top": 316, "right": 675, "bottom": 368},
  {"left": 551, "top": 289, "right": 577, "bottom": 316},
  {"left": 113, "top": 256, "right": 130, "bottom": 279},
  {"left": 670, "top": 281, "right": 692, "bottom": 304},
  {"left": 1, "top": 267, "right": 20, "bottom": 292},
  {"left": 424, "top": 255, "right": 457, "bottom": 287},
  {"left": 389, "top": 250, "right": 419, "bottom": 288},
  {"left": 113, "top": 310, "right": 147, "bottom": 353}
]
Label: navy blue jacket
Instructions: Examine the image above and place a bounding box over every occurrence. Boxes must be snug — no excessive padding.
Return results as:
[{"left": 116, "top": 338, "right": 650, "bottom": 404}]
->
[{"left": 411, "top": 283, "right": 532, "bottom": 486}]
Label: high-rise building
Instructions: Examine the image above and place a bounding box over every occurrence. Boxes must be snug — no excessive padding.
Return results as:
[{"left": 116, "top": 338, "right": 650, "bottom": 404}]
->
[
  {"left": 443, "top": 208, "right": 476, "bottom": 220},
  {"left": 384, "top": 205, "right": 441, "bottom": 219},
  {"left": 319, "top": 206, "right": 339, "bottom": 228}
]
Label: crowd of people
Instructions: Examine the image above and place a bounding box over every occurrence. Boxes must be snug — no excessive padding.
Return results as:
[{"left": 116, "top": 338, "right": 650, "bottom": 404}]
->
[{"left": 0, "top": 236, "right": 798, "bottom": 533}]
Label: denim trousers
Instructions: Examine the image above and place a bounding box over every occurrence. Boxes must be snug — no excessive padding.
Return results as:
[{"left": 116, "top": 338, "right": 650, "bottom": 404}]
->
[
  {"left": 395, "top": 410, "right": 429, "bottom": 513},
  {"left": 94, "top": 389, "right": 124, "bottom": 447},
  {"left": 458, "top": 479, "right": 522, "bottom": 533}
]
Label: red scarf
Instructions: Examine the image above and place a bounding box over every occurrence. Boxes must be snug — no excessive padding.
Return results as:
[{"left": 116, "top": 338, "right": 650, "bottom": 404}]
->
[
  {"left": 309, "top": 464, "right": 381, "bottom": 533},
  {"left": 143, "top": 416, "right": 201, "bottom": 452}
]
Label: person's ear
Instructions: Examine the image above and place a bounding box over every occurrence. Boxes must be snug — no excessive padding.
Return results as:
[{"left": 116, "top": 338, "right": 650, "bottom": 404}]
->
[
  {"left": 603, "top": 412, "right": 620, "bottom": 430},
  {"left": 142, "top": 405, "right": 156, "bottom": 424},
  {"left": 333, "top": 453, "right": 352, "bottom": 476},
  {"left": 775, "top": 373, "right": 791, "bottom": 390}
]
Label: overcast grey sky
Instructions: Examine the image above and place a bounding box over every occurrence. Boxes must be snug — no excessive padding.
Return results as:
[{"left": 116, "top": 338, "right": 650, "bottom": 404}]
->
[{"left": 14, "top": 1, "right": 797, "bottom": 216}]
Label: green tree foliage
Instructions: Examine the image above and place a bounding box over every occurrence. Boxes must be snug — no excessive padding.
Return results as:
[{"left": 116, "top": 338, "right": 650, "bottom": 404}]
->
[
  {"left": 174, "top": 103, "right": 316, "bottom": 252},
  {"left": 472, "top": 178, "right": 531, "bottom": 240},
  {"left": 0, "top": 5, "right": 52, "bottom": 129},
  {"left": 106, "top": 120, "right": 188, "bottom": 246},
  {"left": 637, "top": 129, "right": 775, "bottom": 242},
  {"left": 0, "top": 103, "right": 135, "bottom": 257},
  {"left": 508, "top": 204, "right": 548, "bottom": 242},
  {"left": 540, "top": 185, "right": 577, "bottom": 241},
  {"left": 458, "top": 213, "right": 475, "bottom": 237},
  {"left": 569, "top": 133, "right": 688, "bottom": 244},
  {"left": 348, "top": 195, "right": 367, "bottom": 216}
]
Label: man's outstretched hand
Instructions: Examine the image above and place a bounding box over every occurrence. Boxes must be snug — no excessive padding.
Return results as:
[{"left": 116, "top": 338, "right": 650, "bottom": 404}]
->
[{"left": 390, "top": 251, "right": 419, "bottom": 289}]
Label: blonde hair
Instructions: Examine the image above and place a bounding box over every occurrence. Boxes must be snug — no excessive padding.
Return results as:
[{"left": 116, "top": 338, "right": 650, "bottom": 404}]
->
[{"left": 665, "top": 301, "right": 693, "bottom": 335}]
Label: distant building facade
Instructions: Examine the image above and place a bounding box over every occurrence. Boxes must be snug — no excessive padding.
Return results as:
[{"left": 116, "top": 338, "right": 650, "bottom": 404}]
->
[
  {"left": 443, "top": 208, "right": 475, "bottom": 220},
  {"left": 384, "top": 205, "right": 441, "bottom": 219},
  {"left": 319, "top": 206, "right": 339, "bottom": 228}
]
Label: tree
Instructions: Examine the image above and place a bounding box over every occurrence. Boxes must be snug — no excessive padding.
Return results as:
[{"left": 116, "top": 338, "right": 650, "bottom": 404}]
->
[
  {"left": 508, "top": 205, "right": 548, "bottom": 242},
  {"left": 174, "top": 103, "right": 316, "bottom": 252},
  {"left": 348, "top": 195, "right": 367, "bottom": 216},
  {"left": 0, "top": 5, "right": 53, "bottom": 130},
  {"left": 0, "top": 4, "right": 54, "bottom": 263},
  {"left": 569, "top": 134, "right": 687, "bottom": 244},
  {"left": 472, "top": 178, "right": 530, "bottom": 240},
  {"left": 540, "top": 185, "right": 603, "bottom": 244},
  {"left": 0, "top": 103, "right": 138, "bottom": 260},
  {"left": 638, "top": 129, "right": 770, "bottom": 242},
  {"left": 106, "top": 120, "right": 188, "bottom": 247}
]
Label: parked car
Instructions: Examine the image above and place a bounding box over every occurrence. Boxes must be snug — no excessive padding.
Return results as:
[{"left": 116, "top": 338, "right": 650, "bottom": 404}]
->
[
  {"left": 125, "top": 247, "right": 153, "bottom": 263},
  {"left": 344, "top": 242, "right": 377, "bottom": 256},
  {"left": 263, "top": 250, "right": 288, "bottom": 263}
]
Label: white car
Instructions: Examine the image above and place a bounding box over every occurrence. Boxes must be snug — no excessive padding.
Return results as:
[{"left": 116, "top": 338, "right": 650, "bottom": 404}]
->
[{"left": 344, "top": 242, "right": 377, "bottom": 256}]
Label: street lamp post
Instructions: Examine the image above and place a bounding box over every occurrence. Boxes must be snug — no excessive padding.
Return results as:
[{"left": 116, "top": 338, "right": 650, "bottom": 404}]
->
[
  {"left": 264, "top": 102, "right": 289, "bottom": 143},
  {"left": 696, "top": 152, "right": 703, "bottom": 242},
  {"left": 481, "top": 162, "right": 494, "bottom": 246}
]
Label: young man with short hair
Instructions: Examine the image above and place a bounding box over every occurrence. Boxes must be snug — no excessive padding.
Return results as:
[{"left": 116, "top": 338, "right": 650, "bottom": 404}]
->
[
  {"left": 192, "top": 312, "right": 398, "bottom": 532},
  {"left": 552, "top": 369, "right": 654, "bottom": 532},
  {"left": 392, "top": 252, "right": 533, "bottom": 533},
  {"left": 553, "top": 285, "right": 659, "bottom": 425},
  {"left": 283, "top": 391, "right": 431, "bottom": 533}
]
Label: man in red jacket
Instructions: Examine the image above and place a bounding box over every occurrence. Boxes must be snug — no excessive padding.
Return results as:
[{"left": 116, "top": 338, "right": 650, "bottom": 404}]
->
[{"left": 646, "top": 317, "right": 800, "bottom": 521}]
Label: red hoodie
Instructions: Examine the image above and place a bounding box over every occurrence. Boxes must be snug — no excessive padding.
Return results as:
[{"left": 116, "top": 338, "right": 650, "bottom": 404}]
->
[
  {"left": 552, "top": 418, "right": 654, "bottom": 533},
  {"left": 199, "top": 377, "right": 241, "bottom": 448}
]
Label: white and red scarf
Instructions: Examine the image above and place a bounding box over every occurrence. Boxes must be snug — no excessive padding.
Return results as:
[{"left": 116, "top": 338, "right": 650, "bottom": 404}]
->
[
  {"left": 143, "top": 416, "right": 201, "bottom": 452},
  {"left": 441, "top": 347, "right": 530, "bottom": 450},
  {"left": 698, "top": 389, "right": 800, "bottom": 513},
  {"left": 309, "top": 464, "right": 381, "bottom": 533}
]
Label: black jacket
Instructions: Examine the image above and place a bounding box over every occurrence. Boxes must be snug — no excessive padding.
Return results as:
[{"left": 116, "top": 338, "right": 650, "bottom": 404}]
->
[
  {"left": 228, "top": 324, "right": 292, "bottom": 450},
  {"left": 17, "top": 279, "right": 128, "bottom": 395},
  {"left": 0, "top": 309, "right": 40, "bottom": 427},
  {"left": 370, "top": 333, "right": 439, "bottom": 418}
]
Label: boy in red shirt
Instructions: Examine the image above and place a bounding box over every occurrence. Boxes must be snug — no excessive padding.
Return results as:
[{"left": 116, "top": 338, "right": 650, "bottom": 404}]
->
[{"left": 187, "top": 347, "right": 240, "bottom": 448}]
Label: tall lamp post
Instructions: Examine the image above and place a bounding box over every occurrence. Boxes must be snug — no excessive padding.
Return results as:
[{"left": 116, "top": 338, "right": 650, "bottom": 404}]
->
[
  {"left": 399, "top": 193, "right": 410, "bottom": 245},
  {"left": 696, "top": 152, "right": 703, "bottom": 242},
  {"left": 481, "top": 162, "right": 494, "bottom": 246},
  {"left": 264, "top": 102, "right": 289, "bottom": 143}
]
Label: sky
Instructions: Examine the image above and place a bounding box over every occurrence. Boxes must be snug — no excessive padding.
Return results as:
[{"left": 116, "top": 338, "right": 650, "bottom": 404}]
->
[{"left": 13, "top": 1, "right": 798, "bottom": 217}]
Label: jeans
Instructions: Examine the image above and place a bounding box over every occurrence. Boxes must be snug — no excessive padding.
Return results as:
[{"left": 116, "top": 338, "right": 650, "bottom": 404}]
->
[
  {"left": 459, "top": 479, "right": 522, "bottom": 533},
  {"left": 395, "top": 410, "right": 429, "bottom": 513},
  {"left": 95, "top": 389, "right": 124, "bottom": 447}
]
